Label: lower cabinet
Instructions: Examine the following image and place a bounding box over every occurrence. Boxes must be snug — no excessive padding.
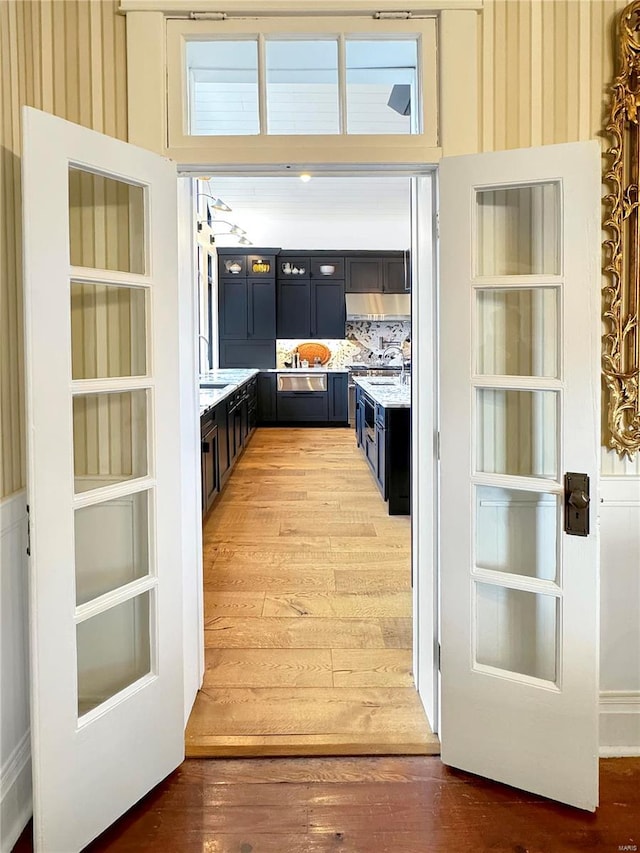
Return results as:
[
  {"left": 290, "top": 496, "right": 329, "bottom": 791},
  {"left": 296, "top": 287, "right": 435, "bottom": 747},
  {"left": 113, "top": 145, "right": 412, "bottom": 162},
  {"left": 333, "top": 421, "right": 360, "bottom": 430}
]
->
[
  {"left": 277, "top": 392, "right": 329, "bottom": 422},
  {"left": 201, "top": 413, "right": 220, "bottom": 516},
  {"left": 354, "top": 387, "right": 410, "bottom": 515},
  {"left": 257, "top": 373, "right": 277, "bottom": 423},
  {"left": 201, "top": 375, "right": 258, "bottom": 517},
  {"left": 328, "top": 373, "right": 348, "bottom": 423}
]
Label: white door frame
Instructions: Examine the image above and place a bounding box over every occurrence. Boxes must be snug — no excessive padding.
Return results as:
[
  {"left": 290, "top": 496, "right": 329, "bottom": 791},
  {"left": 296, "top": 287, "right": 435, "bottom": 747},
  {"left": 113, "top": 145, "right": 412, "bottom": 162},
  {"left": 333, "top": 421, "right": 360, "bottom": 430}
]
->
[{"left": 177, "top": 163, "right": 441, "bottom": 732}]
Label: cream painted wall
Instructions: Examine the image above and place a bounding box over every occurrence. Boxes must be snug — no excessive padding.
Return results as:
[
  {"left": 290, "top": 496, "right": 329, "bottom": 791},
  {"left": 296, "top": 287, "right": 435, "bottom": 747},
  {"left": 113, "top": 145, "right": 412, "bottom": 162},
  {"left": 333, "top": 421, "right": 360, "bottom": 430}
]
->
[{"left": 0, "top": 0, "right": 128, "bottom": 500}]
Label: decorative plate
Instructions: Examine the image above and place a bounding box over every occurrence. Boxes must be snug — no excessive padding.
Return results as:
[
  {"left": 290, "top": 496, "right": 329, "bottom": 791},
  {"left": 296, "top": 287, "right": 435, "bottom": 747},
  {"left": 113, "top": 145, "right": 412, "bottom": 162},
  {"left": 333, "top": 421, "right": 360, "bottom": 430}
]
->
[{"left": 297, "top": 342, "right": 331, "bottom": 365}]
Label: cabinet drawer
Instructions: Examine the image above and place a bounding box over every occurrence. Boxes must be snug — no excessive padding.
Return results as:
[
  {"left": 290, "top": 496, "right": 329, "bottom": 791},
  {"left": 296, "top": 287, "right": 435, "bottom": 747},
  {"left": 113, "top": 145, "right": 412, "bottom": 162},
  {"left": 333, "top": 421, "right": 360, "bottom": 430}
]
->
[
  {"left": 277, "top": 392, "right": 329, "bottom": 422},
  {"left": 310, "top": 257, "right": 344, "bottom": 279}
]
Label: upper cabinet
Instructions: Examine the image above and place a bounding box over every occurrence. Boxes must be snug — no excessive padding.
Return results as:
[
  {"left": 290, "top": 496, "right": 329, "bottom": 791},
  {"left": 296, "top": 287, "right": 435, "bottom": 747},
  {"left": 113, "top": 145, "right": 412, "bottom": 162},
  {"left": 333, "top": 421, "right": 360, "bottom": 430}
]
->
[
  {"left": 345, "top": 251, "right": 410, "bottom": 293},
  {"left": 277, "top": 253, "right": 345, "bottom": 339},
  {"left": 218, "top": 250, "right": 277, "bottom": 368}
]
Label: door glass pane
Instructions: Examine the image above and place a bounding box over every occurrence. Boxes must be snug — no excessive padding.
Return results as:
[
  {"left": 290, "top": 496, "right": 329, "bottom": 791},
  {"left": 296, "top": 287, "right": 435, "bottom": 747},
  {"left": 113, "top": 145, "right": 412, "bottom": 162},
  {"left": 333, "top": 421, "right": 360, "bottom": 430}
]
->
[
  {"left": 266, "top": 40, "right": 339, "bottom": 134},
  {"left": 71, "top": 282, "right": 147, "bottom": 379},
  {"left": 73, "top": 391, "right": 148, "bottom": 493},
  {"left": 186, "top": 40, "right": 259, "bottom": 135},
  {"left": 77, "top": 592, "right": 151, "bottom": 717},
  {"left": 476, "top": 183, "right": 560, "bottom": 276},
  {"left": 476, "top": 288, "right": 558, "bottom": 378},
  {"left": 74, "top": 491, "right": 150, "bottom": 605},
  {"left": 69, "top": 168, "right": 145, "bottom": 274},
  {"left": 346, "top": 39, "right": 418, "bottom": 134},
  {"left": 475, "top": 583, "right": 557, "bottom": 682},
  {"left": 476, "top": 389, "right": 557, "bottom": 478},
  {"left": 475, "top": 486, "right": 558, "bottom": 582}
]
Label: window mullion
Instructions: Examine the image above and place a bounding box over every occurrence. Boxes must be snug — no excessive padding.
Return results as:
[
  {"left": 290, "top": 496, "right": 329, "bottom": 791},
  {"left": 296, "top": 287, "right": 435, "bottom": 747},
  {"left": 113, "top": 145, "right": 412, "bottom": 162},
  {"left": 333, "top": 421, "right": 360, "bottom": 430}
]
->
[
  {"left": 338, "top": 33, "right": 347, "bottom": 135},
  {"left": 258, "top": 34, "right": 267, "bottom": 135}
]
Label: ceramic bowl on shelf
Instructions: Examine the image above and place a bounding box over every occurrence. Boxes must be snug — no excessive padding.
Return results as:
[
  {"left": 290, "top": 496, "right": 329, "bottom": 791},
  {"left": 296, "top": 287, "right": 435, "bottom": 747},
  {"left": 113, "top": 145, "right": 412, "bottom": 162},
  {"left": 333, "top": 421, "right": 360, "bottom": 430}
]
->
[{"left": 319, "top": 264, "right": 335, "bottom": 275}]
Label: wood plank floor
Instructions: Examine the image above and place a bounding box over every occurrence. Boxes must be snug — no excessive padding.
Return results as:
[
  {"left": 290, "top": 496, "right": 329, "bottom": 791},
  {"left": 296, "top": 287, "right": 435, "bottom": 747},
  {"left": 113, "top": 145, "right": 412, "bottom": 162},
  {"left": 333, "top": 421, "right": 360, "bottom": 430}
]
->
[
  {"left": 185, "top": 427, "right": 438, "bottom": 757},
  {"left": 14, "top": 756, "right": 639, "bottom": 852}
]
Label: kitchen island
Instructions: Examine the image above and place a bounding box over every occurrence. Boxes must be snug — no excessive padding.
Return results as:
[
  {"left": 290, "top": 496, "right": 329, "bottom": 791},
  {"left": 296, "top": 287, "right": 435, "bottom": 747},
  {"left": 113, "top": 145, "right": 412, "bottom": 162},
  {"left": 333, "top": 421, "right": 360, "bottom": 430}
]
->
[{"left": 354, "top": 377, "right": 410, "bottom": 515}]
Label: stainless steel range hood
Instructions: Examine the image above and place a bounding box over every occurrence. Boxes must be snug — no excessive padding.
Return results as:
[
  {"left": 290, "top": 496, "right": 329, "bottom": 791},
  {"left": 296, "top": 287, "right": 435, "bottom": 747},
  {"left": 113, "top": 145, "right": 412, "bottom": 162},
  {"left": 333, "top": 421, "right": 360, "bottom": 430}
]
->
[{"left": 346, "top": 292, "right": 411, "bottom": 321}]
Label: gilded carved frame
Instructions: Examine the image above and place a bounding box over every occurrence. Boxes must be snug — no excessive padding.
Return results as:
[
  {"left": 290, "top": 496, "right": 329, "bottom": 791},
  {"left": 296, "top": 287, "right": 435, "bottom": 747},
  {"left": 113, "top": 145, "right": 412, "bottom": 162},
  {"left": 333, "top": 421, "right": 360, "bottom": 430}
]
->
[{"left": 604, "top": 0, "right": 640, "bottom": 458}]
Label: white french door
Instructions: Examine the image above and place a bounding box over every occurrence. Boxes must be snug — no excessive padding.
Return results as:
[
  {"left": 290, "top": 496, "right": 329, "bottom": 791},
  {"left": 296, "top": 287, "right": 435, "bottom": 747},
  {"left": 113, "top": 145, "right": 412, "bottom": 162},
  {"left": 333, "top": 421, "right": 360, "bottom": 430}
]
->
[
  {"left": 22, "top": 107, "right": 185, "bottom": 851},
  {"left": 439, "top": 141, "right": 601, "bottom": 810}
]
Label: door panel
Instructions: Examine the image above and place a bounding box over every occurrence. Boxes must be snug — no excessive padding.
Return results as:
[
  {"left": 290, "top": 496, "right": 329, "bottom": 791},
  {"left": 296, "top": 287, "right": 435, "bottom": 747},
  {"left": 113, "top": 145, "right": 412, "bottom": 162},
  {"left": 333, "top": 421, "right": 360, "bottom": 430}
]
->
[
  {"left": 439, "top": 141, "right": 600, "bottom": 810},
  {"left": 22, "top": 107, "right": 184, "bottom": 852}
]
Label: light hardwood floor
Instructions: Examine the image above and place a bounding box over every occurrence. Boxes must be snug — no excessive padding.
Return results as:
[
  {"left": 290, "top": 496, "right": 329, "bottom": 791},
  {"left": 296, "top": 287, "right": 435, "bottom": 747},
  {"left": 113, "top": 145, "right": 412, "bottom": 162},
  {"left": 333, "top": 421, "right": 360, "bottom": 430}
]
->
[{"left": 185, "top": 427, "right": 439, "bottom": 757}]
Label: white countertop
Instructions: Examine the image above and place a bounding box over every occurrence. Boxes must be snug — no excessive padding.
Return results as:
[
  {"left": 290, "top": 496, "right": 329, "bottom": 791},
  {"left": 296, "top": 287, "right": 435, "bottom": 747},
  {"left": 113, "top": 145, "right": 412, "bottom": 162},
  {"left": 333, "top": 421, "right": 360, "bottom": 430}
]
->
[
  {"left": 265, "top": 367, "right": 348, "bottom": 373},
  {"left": 199, "top": 369, "right": 259, "bottom": 415},
  {"left": 353, "top": 377, "right": 411, "bottom": 409}
]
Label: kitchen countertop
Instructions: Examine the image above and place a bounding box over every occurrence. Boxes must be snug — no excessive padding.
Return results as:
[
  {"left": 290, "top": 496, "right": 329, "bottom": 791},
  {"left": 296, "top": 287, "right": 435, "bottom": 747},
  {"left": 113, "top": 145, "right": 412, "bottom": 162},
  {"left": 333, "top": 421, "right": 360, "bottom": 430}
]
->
[
  {"left": 353, "top": 376, "right": 411, "bottom": 409},
  {"left": 199, "top": 369, "right": 259, "bottom": 415},
  {"left": 265, "top": 367, "right": 348, "bottom": 373}
]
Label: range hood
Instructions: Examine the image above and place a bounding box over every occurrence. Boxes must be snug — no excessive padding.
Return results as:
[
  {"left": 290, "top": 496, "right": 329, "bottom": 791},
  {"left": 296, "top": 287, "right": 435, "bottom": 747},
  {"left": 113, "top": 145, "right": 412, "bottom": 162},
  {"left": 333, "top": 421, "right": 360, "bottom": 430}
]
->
[{"left": 345, "top": 292, "right": 411, "bottom": 320}]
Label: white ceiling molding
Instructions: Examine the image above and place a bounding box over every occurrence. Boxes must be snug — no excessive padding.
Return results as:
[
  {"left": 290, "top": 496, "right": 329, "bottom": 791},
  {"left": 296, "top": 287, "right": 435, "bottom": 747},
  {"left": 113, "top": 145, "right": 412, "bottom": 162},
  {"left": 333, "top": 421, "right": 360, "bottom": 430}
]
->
[{"left": 119, "top": 0, "right": 483, "bottom": 16}]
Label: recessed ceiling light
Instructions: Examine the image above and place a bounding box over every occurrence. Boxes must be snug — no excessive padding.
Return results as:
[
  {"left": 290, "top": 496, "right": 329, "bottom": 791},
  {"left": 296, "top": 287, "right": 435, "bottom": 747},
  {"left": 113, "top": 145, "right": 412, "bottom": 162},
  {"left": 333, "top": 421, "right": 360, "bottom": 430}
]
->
[{"left": 300, "top": 173, "right": 312, "bottom": 183}]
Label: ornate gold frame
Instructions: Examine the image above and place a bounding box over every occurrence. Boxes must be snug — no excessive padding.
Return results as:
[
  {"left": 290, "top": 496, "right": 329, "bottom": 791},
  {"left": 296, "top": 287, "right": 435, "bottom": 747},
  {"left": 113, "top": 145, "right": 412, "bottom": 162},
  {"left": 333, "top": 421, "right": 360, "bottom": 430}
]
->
[{"left": 604, "top": 1, "right": 640, "bottom": 458}]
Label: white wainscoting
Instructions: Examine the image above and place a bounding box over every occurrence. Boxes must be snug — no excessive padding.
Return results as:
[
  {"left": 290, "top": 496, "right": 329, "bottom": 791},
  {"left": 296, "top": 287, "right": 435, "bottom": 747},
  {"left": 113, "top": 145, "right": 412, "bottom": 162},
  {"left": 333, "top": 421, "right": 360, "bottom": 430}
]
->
[
  {"left": 0, "top": 491, "right": 32, "bottom": 851},
  {"left": 599, "top": 477, "right": 640, "bottom": 755}
]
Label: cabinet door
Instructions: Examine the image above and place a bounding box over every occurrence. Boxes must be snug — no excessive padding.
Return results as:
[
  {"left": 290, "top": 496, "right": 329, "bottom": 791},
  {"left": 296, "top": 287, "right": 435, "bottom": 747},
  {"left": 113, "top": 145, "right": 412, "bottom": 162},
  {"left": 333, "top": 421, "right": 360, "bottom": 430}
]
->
[
  {"left": 277, "top": 392, "right": 329, "bottom": 422},
  {"left": 277, "top": 280, "right": 311, "bottom": 338},
  {"left": 328, "top": 373, "right": 348, "bottom": 422},
  {"left": 257, "top": 373, "right": 277, "bottom": 422},
  {"left": 383, "top": 255, "right": 408, "bottom": 293},
  {"left": 248, "top": 278, "right": 276, "bottom": 339},
  {"left": 216, "top": 402, "right": 230, "bottom": 481},
  {"left": 313, "top": 280, "right": 346, "bottom": 339},
  {"left": 219, "top": 341, "right": 275, "bottom": 368},
  {"left": 345, "top": 257, "right": 383, "bottom": 292},
  {"left": 219, "top": 279, "right": 248, "bottom": 339},
  {"left": 375, "top": 424, "right": 387, "bottom": 498}
]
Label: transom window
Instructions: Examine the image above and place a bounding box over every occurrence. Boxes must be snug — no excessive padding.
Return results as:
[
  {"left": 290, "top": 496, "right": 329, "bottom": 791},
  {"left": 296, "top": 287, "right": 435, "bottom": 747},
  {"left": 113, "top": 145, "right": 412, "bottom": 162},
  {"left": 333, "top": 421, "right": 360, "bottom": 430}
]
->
[
  {"left": 186, "top": 36, "right": 419, "bottom": 137},
  {"left": 166, "top": 17, "right": 438, "bottom": 165}
]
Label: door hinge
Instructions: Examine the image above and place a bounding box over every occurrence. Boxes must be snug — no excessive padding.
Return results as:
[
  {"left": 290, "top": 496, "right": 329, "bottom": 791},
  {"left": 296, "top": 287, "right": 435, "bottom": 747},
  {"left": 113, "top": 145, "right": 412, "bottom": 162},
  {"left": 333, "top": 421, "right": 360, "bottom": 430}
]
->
[
  {"left": 26, "top": 503, "right": 31, "bottom": 557},
  {"left": 436, "top": 641, "right": 441, "bottom": 671},
  {"left": 374, "top": 11, "right": 412, "bottom": 19},
  {"left": 435, "top": 430, "right": 440, "bottom": 460},
  {"left": 190, "top": 11, "right": 227, "bottom": 20},
  {"left": 435, "top": 210, "right": 440, "bottom": 239}
]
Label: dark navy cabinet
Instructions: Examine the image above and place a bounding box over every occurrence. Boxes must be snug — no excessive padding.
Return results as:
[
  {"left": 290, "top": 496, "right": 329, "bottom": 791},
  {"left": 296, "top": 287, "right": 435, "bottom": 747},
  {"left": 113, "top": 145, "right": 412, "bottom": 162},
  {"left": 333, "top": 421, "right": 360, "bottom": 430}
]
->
[
  {"left": 218, "top": 250, "right": 277, "bottom": 368},
  {"left": 277, "top": 392, "right": 329, "bottom": 422},
  {"left": 328, "top": 373, "right": 348, "bottom": 423},
  {"left": 345, "top": 251, "right": 410, "bottom": 293},
  {"left": 257, "top": 373, "right": 277, "bottom": 423},
  {"left": 277, "top": 278, "right": 345, "bottom": 339}
]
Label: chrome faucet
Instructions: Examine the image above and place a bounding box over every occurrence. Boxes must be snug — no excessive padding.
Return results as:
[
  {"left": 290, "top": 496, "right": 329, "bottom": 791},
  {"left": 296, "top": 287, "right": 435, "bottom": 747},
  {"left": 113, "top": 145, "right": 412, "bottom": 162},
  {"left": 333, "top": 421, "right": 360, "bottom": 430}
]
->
[
  {"left": 198, "top": 334, "right": 212, "bottom": 371},
  {"left": 382, "top": 345, "right": 407, "bottom": 385}
]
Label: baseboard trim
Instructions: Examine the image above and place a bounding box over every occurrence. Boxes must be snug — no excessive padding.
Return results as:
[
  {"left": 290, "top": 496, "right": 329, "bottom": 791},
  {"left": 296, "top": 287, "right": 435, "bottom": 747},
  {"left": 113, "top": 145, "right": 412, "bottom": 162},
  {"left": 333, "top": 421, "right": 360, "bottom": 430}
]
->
[
  {"left": 600, "top": 691, "right": 640, "bottom": 757},
  {"left": 0, "top": 731, "right": 32, "bottom": 852}
]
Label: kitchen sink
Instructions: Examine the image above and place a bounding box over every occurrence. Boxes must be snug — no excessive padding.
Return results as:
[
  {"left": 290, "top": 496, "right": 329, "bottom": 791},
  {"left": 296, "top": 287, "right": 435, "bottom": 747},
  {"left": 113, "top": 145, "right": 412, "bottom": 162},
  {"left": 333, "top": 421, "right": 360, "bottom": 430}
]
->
[
  {"left": 365, "top": 379, "right": 400, "bottom": 386},
  {"left": 200, "top": 382, "right": 232, "bottom": 390}
]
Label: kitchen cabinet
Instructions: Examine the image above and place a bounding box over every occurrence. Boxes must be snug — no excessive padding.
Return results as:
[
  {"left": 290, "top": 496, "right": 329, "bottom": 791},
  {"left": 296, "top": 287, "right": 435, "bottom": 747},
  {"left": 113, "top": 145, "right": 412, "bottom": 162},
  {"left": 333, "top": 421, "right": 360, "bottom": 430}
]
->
[
  {"left": 218, "top": 250, "right": 277, "bottom": 369},
  {"left": 354, "top": 384, "right": 410, "bottom": 515},
  {"left": 328, "top": 373, "right": 348, "bottom": 423},
  {"left": 276, "top": 278, "right": 345, "bottom": 340},
  {"left": 219, "top": 278, "right": 276, "bottom": 340},
  {"left": 257, "top": 373, "right": 277, "bottom": 423},
  {"left": 345, "top": 251, "right": 410, "bottom": 294},
  {"left": 277, "top": 391, "right": 329, "bottom": 422},
  {"left": 201, "top": 410, "right": 220, "bottom": 516}
]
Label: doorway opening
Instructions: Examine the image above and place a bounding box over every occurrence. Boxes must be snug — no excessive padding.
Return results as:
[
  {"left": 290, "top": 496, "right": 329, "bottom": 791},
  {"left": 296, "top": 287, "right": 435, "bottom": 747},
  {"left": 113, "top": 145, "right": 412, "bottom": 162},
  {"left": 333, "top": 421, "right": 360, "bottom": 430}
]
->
[{"left": 183, "top": 169, "right": 439, "bottom": 756}]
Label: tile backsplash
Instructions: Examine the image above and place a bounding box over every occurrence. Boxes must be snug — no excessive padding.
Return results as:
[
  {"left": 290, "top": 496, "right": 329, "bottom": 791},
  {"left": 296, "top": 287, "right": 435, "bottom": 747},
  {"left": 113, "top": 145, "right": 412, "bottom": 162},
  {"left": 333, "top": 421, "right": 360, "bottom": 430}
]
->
[{"left": 277, "top": 320, "right": 411, "bottom": 368}]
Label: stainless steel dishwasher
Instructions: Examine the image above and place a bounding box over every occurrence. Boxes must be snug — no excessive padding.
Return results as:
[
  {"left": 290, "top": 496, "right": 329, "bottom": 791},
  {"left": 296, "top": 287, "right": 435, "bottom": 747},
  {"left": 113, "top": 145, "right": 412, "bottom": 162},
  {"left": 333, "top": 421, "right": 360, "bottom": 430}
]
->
[{"left": 276, "top": 372, "right": 328, "bottom": 422}]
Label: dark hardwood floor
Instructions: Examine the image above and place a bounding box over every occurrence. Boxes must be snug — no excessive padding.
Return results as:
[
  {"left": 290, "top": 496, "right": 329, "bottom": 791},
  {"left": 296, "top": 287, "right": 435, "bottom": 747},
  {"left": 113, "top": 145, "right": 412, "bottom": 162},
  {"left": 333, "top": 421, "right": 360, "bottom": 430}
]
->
[{"left": 14, "top": 756, "right": 640, "bottom": 852}]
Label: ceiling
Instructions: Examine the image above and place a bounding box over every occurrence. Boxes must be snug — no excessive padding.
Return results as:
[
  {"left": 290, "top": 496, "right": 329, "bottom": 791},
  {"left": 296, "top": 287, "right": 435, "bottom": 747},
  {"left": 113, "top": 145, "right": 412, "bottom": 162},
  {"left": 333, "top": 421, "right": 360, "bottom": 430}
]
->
[{"left": 198, "top": 175, "right": 411, "bottom": 249}]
